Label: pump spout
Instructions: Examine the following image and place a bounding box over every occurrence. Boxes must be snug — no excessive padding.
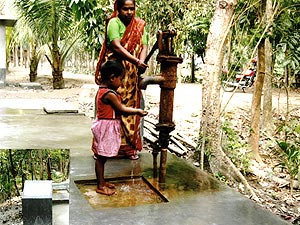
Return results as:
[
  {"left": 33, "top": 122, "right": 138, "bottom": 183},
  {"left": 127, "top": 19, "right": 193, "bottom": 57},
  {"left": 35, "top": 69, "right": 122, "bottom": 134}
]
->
[{"left": 139, "top": 75, "right": 165, "bottom": 90}]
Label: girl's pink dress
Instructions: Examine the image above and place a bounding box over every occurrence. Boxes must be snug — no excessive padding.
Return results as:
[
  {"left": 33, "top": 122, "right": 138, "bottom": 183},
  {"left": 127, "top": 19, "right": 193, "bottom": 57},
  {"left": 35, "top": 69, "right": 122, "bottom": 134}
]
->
[{"left": 91, "top": 87, "right": 121, "bottom": 157}]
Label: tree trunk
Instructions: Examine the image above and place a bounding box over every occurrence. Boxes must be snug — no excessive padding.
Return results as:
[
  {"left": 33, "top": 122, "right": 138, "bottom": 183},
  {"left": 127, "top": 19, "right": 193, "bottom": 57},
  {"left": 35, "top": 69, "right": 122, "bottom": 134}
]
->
[
  {"left": 249, "top": 0, "right": 268, "bottom": 164},
  {"left": 8, "top": 150, "right": 20, "bottom": 196},
  {"left": 249, "top": 41, "right": 265, "bottom": 164},
  {"left": 201, "top": 0, "right": 235, "bottom": 171},
  {"left": 29, "top": 43, "right": 39, "bottom": 82},
  {"left": 92, "top": 49, "right": 96, "bottom": 71},
  {"left": 191, "top": 53, "right": 195, "bottom": 83},
  {"left": 47, "top": 156, "right": 52, "bottom": 180},
  {"left": 47, "top": 46, "right": 65, "bottom": 89},
  {"left": 13, "top": 45, "right": 18, "bottom": 67},
  {"left": 53, "top": 48, "right": 65, "bottom": 89},
  {"left": 262, "top": 38, "right": 273, "bottom": 132},
  {"left": 262, "top": 0, "right": 274, "bottom": 134},
  {"left": 20, "top": 45, "right": 23, "bottom": 67},
  {"left": 52, "top": 69, "right": 64, "bottom": 89},
  {"left": 199, "top": 0, "right": 258, "bottom": 200},
  {"left": 39, "top": 150, "right": 43, "bottom": 180}
]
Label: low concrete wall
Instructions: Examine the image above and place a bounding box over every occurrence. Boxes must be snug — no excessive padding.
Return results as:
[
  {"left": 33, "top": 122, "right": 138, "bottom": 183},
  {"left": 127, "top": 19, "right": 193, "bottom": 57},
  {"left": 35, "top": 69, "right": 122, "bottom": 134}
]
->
[{"left": 22, "top": 180, "right": 53, "bottom": 225}]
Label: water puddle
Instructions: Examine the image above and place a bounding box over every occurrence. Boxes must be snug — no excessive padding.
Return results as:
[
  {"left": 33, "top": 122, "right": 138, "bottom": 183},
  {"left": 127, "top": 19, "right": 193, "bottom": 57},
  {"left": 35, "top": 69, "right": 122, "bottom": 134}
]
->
[{"left": 75, "top": 177, "right": 168, "bottom": 209}]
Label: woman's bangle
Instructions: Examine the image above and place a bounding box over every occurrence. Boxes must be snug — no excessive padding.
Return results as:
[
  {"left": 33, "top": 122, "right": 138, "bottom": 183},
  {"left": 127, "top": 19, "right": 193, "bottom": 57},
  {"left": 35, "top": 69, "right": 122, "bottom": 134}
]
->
[{"left": 136, "top": 58, "right": 141, "bottom": 66}]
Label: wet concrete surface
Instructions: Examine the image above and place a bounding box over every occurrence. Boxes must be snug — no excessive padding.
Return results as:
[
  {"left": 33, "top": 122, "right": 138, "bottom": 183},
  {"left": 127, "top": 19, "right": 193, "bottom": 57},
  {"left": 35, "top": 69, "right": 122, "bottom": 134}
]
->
[
  {"left": 0, "top": 99, "right": 290, "bottom": 225},
  {"left": 53, "top": 202, "right": 69, "bottom": 225},
  {"left": 70, "top": 152, "right": 289, "bottom": 225}
]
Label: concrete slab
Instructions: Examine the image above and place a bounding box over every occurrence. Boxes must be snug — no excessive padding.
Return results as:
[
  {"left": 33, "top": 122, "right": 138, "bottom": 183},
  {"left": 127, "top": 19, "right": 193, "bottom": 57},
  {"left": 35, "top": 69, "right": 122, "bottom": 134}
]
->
[
  {"left": 0, "top": 100, "right": 290, "bottom": 225},
  {"left": 43, "top": 106, "right": 79, "bottom": 114},
  {"left": 0, "top": 15, "right": 17, "bottom": 27},
  {"left": 53, "top": 180, "right": 69, "bottom": 202},
  {"left": 70, "top": 152, "right": 289, "bottom": 225},
  {"left": 19, "top": 82, "right": 43, "bottom": 90},
  {"left": 0, "top": 113, "right": 92, "bottom": 149},
  {"left": 0, "top": 98, "right": 78, "bottom": 112},
  {"left": 53, "top": 202, "right": 69, "bottom": 225}
]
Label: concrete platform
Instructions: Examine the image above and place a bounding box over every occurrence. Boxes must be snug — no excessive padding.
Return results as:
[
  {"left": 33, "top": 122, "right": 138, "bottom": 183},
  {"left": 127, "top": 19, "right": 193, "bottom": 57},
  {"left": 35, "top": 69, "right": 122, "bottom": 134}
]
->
[
  {"left": 0, "top": 99, "right": 290, "bottom": 225},
  {"left": 19, "top": 82, "right": 43, "bottom": 90}
]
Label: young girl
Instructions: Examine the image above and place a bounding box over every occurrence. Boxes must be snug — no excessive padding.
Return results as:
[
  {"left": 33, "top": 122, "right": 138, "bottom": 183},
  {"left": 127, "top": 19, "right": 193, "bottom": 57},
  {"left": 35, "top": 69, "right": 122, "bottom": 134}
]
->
[{"left": 91, "top": 60, "right": 148, "bottom": 196}]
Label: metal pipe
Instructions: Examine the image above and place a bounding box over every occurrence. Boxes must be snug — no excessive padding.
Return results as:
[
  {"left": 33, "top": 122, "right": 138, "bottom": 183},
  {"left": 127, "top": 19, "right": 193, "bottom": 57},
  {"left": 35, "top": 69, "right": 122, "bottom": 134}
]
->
[
  {"left": 152, "top": 151, "right": 158, "bottom": 179},
  {"left": 145, "top": 30, "right": 183, "bottom": 185},
  {"left": 138, "top": 75, "right": 164, "bottom": 90},
  {"left": 159, "top": 148, "right": 167, "bottom": 185}
]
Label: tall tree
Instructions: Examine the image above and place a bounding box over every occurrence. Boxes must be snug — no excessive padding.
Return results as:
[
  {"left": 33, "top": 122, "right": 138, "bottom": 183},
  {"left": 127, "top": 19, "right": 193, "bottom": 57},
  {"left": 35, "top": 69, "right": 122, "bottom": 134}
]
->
[
  {"left": 248, "top": 0, "right": 267, "bottom": 164},
  {"left": 249, "top": 40, "right": 265, "bottom": 164},
  {"left": 12, "top": 18, "right": 44, "bottom": 82},
  {"left": 262, "top": 0, "right": 274, "bottom": 134},
  {"left": 200, "top": 0, "right": 258, "bottom": 199},
  {"left": 14, "top": 0, "right": 80, "bottom": 89}
]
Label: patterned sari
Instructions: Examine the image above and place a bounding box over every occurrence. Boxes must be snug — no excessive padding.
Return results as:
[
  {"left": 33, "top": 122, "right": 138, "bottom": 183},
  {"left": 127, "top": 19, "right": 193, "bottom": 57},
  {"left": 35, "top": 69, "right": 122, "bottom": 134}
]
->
[{"left": 95, "top": 3, "right": 146, "bottom": 157}]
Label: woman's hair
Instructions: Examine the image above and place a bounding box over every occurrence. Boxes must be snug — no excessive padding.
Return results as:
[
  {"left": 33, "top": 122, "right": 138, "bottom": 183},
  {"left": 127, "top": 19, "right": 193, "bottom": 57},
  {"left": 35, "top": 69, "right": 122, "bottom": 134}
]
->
[
  {"left": 116, "top": 0, "right": 135, "bottom": 11},
  {"left": 100, "top": 60, "right": 125, "bottom": 82}
]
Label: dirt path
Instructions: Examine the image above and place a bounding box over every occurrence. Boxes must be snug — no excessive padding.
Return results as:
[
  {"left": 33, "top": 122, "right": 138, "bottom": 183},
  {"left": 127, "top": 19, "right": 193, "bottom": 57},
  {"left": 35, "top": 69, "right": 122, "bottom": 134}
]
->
[{"left": 2, "top": 67, "right": 300, "bottom": 141}]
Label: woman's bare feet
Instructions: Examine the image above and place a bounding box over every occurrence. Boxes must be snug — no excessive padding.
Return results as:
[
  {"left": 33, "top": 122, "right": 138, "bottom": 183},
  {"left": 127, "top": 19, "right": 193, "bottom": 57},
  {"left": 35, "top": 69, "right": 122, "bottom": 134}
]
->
[
  {"left": 96, "top": 186, "right": 115, "bottom": 196},
  {"left": 105, "top": 182, "right": 116, "bottom": 189}
]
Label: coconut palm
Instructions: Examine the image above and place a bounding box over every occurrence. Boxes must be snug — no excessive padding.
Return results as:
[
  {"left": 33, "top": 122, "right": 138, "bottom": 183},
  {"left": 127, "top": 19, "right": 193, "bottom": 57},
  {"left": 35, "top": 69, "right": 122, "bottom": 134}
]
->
[
  {"left": 14, "top": 0, "right": 80, "bottom": 89},
  {"left": 11, "top": 17, "right": 45, "bottom": 82}
]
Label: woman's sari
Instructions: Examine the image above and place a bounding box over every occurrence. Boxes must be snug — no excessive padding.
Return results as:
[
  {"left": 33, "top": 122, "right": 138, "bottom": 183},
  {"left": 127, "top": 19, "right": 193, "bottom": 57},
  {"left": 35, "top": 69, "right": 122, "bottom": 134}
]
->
[{"left": 95, "top": 3, "right": 146, "bottom": 157}]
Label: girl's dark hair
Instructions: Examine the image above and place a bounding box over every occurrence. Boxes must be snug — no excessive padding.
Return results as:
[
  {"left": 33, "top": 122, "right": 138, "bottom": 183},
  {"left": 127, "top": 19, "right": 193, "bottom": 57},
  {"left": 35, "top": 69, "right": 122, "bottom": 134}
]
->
[
  {"left": 100, "top": 60, "right": 125, "bottom": 82},
  {"left": 116, "top": 0, "right": 135, "bottom": 11}
]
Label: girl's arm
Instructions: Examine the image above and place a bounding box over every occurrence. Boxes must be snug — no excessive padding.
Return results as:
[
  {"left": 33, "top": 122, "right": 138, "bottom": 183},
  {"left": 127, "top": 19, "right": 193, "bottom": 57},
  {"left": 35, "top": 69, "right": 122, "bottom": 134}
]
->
[{"left": 105, "top": 92, "right": 148, "bottom": 117}]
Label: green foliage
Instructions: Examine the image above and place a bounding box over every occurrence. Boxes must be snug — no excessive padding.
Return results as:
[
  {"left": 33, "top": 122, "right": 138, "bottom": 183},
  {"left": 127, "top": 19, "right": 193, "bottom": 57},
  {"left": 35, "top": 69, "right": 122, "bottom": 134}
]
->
[
  {"left": 67, "top": 0, "right": 213, "bottom": 57},
  {"left": 225, "top": 0, "right": 300, "bottom": 88},
  {"left": 14, "top": 0, "right": 81, "bottom": 71},
  {"left": 228, "top": 0, "right": 262, "bottom": 72},
  {"left": 139, "top": 0, "right": 213, "bottom": 56},
  {"left": 0, "top": 149, "right": 70, "bottom": 203},
  {"left": 14, "top": 0, "right": 75, "bottom": 44},
  {"left": 273, "top": 2, "right": 300, "bottom": 76},
  {"left": 67, "top": 0, "right": 111, "bottom": 53},
  {"left": 215, "top": 172, "right": 227, "bottom": 183},
  {"left": 275, "top": 119, "right": 300, "bottom": 192},
  {"left": 221, "top": 120, "right": 251, "bottom": 175}
]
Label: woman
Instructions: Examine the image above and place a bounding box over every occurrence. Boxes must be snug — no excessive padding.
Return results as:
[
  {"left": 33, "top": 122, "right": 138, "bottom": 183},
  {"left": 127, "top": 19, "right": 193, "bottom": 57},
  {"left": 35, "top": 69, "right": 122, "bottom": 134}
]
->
[{"left": 95, "top": 0, "right": 148, "bottom": 160}]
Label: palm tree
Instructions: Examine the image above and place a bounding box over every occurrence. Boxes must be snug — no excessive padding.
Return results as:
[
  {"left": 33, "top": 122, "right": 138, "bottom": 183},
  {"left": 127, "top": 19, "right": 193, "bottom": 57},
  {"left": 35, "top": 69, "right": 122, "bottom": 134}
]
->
[
  {"left": 14, "top": 0, "right": 80, "bottom": 89},
  {"left": 11, "top": 17, "right": 45, "bottom": 82}
]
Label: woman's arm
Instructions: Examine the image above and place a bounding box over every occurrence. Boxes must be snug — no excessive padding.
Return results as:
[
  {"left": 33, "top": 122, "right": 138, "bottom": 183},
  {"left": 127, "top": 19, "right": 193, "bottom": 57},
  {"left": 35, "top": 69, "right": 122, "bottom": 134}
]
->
[
  {"left": 111, "top": 39, "right": 139, "bottom": 64},
  {"left": 139, "top": 44, "right": 147, "bottom": 62},
  {"left": 111, "top": 39, "right": 148, "bottom": 70},
  {"left": 107, "top": 18, "right": 148, "bottom": 70},
  {"left": 137, "top": 44, "right": 147, "bottom": 74}
]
